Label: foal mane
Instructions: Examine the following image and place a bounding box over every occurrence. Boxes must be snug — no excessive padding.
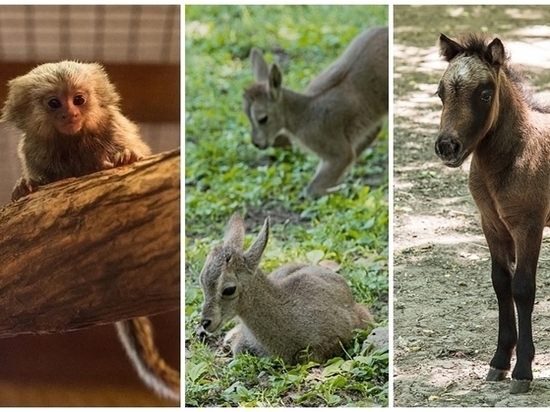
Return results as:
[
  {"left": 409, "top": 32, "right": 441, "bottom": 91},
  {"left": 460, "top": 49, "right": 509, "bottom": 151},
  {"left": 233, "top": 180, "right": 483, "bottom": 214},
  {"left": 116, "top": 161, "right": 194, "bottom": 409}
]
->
[
  {"left": 505, "top": 66, "right": 550, "bottom": 113},
  {"left": 455, "top": 33, "right": 497, "bottom": 60},
  {"left": 457, "top": 33, "right": 550, "bottom": 113}
]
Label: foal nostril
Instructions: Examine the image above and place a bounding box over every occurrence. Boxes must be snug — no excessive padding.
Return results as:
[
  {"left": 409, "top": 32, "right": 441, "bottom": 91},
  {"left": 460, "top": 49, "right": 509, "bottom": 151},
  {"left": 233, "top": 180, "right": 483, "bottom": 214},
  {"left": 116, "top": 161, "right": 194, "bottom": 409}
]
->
[
  {"left": 435, "top": 137, "right": 461, "bottom": 159},
  {"left": 201, "top": 319, "right": 211, "bottom": 329}
]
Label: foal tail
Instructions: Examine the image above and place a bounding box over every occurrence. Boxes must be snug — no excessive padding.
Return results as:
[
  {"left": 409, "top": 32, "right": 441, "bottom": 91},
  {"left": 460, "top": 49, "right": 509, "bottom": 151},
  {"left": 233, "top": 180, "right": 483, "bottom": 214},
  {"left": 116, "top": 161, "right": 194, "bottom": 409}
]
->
[{"left": 115, "top": 317, "right": 180, "bottom": 402}]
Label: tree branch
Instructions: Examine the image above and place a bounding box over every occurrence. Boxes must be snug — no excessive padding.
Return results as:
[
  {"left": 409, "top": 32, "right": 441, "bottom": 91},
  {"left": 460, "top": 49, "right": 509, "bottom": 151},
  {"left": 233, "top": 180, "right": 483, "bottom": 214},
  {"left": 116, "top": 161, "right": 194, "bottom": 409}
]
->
[{"left": 0, "top": 149, "right": 180, "bottom": 339}]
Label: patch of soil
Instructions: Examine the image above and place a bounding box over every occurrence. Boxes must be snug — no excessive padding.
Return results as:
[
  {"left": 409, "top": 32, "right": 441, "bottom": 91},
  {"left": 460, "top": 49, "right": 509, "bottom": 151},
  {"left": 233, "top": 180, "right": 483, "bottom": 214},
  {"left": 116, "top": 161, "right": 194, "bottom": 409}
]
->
[
  {"left": 393, "top": 5, "right": 550, "bottom": 407},
  {"left": 245, "top": 202, "right": 307, "bottom": 229}
]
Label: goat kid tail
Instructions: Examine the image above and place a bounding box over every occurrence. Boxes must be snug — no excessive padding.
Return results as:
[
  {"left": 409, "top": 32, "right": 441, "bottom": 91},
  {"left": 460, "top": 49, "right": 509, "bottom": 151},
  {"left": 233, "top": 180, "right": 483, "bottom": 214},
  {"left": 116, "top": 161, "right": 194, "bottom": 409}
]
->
[{"left": 115, "top": 317, "right": 180, "bottom": 402}]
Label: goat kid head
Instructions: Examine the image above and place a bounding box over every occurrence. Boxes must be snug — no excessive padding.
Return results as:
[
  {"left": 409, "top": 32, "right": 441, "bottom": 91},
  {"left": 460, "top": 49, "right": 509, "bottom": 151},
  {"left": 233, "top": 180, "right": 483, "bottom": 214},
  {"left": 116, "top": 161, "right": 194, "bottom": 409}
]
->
[
  {"left": 198, "top": 213, "right": 269, "bottom": 335},
  {"left": 243, "top": 48, "right": 290, "bottom": 149}
]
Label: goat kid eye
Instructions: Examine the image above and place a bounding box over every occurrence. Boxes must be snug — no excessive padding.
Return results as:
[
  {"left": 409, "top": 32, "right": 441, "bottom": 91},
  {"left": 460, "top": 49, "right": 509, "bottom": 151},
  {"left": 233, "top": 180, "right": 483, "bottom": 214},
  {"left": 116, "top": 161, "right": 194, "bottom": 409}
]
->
[
  {"left": 257, "top": 115, "right": 268, "bottom": 125},
  {"left": 222, "top": 286, "right": 236, "bottom": 296}
]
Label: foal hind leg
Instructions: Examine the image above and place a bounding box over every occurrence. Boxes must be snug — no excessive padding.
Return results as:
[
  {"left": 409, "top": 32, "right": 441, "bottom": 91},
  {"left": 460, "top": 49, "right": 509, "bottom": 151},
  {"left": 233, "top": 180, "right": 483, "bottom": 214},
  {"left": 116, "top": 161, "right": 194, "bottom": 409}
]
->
[{"left": 483, "top": 223, "right": 516, "bottom": 382}]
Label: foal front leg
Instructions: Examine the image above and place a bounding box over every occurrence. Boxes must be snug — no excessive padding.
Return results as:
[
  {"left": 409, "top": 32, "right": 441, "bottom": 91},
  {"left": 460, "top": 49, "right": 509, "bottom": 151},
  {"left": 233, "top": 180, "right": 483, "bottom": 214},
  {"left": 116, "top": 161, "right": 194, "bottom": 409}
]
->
[{"left": 483, "top": 224, "right": 516, "bottom": 382}]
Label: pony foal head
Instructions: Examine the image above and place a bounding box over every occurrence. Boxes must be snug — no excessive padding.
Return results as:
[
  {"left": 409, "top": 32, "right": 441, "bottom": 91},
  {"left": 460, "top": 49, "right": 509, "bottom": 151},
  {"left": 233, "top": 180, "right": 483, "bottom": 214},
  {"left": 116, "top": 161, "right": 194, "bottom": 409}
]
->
[{"left": 435, "top": 33, "right": 506, "bottom": 167}]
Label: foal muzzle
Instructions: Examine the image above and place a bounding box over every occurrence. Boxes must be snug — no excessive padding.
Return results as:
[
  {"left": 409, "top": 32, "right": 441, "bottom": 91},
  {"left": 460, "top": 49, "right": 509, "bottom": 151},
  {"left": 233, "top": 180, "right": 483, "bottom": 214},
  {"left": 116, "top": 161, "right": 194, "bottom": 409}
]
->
[{"left": 435, "top": 132, "right": 465, "bottom": 168}]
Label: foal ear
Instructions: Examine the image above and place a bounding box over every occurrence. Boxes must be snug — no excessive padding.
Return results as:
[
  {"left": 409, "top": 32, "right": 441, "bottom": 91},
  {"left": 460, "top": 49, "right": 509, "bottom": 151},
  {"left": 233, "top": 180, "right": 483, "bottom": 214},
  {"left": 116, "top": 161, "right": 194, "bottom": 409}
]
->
[
  {"left": 439, "top": 33, "right": 463, "bottom": 61},
  {"left": 486, "top": 38, "right": 505, "bottom": 68}
]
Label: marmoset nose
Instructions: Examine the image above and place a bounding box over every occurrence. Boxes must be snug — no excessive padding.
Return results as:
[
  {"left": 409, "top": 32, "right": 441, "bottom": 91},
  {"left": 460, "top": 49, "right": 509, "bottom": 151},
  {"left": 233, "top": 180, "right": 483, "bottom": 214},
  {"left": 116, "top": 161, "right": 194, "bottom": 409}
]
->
[{"left": 62, "top": 107, "right": 80, "bottom": 120}]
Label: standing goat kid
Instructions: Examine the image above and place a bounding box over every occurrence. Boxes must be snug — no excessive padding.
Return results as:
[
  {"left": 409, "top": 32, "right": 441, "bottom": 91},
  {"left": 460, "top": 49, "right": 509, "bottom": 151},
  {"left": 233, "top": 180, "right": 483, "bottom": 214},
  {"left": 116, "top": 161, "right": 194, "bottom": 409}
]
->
[
  {"left": 243, "top": 27, "right": 388, "bottom": 197},
  {"left": 197, "top": 213, "right": 372, "bottom": 364}
]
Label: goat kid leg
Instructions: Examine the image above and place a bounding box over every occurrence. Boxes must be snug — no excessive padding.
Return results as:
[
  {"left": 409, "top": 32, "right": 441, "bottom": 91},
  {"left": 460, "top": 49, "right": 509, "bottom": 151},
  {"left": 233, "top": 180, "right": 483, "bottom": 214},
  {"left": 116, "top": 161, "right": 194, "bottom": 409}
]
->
[
  {"left": 306, "top": 146, "right": 354, "bottom": 198},
  {"left": 483, "top": 222, "right": 516, "bottom": 382},
  {"left": 354, "top": 122, "right": 382, "bottom": 156},
  {"left": 225, "top": 323, "right": 269, "bottom": 358}
]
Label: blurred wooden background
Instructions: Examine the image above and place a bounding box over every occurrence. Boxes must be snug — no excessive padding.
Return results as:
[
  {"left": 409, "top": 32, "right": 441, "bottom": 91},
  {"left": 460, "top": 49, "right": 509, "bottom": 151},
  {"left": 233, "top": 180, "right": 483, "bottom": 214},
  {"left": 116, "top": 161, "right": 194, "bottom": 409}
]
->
[{"left": 0, "top": 5, "right": 180, "bottom": 406}]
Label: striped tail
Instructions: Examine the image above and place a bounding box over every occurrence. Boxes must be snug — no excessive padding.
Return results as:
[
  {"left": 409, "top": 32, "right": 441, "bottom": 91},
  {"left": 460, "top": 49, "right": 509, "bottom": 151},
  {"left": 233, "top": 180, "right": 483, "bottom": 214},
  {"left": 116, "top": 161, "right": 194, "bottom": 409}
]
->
[{"left": 115, "top": 317, "right": 180, "bottom": 402}]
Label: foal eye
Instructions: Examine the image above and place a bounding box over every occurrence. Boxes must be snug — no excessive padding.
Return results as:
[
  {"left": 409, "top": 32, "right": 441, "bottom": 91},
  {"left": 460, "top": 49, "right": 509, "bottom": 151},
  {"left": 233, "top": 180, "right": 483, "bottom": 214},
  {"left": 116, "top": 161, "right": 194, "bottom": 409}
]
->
[
  {"left": 257, "top": 115, "right": 268, "bottom": 125},
  {"left": 222, "top": 286, "right": 236, "bottom": 296},
  {"left": 480, "top": 90, "right": 493, "bottom": 103},
  {"left": 436, "top": 83, "right": 444, "bottom": 100}
]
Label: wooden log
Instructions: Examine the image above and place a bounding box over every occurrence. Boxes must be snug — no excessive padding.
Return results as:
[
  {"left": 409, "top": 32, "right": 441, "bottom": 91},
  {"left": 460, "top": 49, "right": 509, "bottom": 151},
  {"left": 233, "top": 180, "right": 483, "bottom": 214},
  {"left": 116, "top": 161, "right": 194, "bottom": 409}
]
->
[{"left": 0, "top": 149, "right": 180, "bottom": 338}]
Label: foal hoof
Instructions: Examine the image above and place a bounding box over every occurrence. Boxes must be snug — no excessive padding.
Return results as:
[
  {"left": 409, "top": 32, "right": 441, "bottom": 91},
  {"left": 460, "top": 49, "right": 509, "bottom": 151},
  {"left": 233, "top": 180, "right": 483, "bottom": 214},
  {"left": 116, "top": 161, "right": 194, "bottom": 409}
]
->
[
  {"left": 510, "top": 380, "right": 531, "bottom": 394},
  {"left": 486, "top": 367, "right": 507, "bottom": 381}
]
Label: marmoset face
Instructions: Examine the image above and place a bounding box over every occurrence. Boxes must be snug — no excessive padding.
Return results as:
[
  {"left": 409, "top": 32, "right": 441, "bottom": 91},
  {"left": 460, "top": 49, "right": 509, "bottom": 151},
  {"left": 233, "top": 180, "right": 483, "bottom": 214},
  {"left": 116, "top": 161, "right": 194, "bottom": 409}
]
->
[{"left": 43, "top": 88, "right": 89, "bottom": 135}]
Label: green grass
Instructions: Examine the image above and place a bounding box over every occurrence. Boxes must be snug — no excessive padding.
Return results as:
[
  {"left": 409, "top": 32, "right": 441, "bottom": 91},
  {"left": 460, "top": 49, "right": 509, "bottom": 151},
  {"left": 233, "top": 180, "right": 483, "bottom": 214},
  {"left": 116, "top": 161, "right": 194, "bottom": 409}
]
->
[{"left": 185, "top": 5, "right": 388, "bottom": 407}]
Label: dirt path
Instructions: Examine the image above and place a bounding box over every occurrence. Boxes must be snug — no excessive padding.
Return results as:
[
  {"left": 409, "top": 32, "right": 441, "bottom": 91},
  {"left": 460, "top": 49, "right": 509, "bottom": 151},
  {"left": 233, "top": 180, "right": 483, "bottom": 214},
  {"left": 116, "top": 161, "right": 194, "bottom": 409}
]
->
[{"left": 393, "top": 5, "right": 550, "bottom": 407}]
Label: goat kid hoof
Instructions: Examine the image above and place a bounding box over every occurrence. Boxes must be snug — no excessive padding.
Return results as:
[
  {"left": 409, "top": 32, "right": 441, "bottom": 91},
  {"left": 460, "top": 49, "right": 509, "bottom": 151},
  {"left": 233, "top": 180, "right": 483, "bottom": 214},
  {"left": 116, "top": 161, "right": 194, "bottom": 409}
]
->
[
  {"left": 486, "top": 367, "right": 508, "bottom": 381},
  {"left": 195, "top": 325, "right": 208, "bottom": 340},
  {"left": 326, "top": 183, "right": 346, "bottom": 194},
  {"left": 510, "top": 379, "right": 531, "bottom": 394}
]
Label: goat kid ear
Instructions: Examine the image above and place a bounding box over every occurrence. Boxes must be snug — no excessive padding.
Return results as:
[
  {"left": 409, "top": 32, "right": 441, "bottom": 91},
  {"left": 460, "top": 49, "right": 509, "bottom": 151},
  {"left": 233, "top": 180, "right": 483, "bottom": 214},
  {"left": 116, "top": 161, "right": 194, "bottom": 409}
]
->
[
  {"left": 268, "top": 64, "right": 282, "bottom": 100},
  {"left": 224, "top": 213, "right": 245, "bottom": 250},
  {"left": 438, "top": 33, "right": 463, "bottom": 62},
  {"left": 244, "top": 217, "right": 270, "bottom": 271},
  {"left": 251, "top": 48, "right": 269, "bottom": 82},
  {"left": 486, "top": 38, "right": 505, "bottom": 69}
]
